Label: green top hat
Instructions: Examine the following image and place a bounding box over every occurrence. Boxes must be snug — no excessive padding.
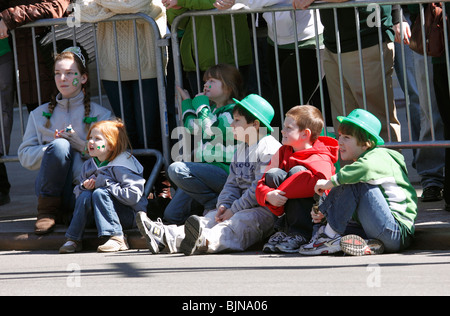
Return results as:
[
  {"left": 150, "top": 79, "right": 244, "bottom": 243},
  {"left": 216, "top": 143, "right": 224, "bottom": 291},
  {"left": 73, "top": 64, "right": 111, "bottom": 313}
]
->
[
  {"left": 337, "top": 109, "right": 385, "bottom": 145},
  {"left": 233, "top": 94, "right": 274, "bottom": 132}
]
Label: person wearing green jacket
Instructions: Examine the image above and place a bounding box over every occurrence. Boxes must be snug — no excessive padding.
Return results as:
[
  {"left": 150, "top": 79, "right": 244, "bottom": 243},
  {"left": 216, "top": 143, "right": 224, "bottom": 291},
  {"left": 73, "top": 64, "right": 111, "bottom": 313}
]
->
[
  {"left": 164, "top": 0, "right": 252, "bottom": 94},
  {"left": 299, "top": 109, "right": 418, "bottom": 256}
]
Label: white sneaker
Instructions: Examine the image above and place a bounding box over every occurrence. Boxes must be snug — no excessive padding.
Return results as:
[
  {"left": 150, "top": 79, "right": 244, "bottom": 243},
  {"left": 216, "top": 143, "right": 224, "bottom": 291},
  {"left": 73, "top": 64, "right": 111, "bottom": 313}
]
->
[
  {"left": 302, "top": 224, "right": 325, "bottom": 250},
  {"left": 299, "top": 230, "right": 341, "bottom": 255},
  {"left": 136, "top": 212, "right": 166, "bottom": 253}
]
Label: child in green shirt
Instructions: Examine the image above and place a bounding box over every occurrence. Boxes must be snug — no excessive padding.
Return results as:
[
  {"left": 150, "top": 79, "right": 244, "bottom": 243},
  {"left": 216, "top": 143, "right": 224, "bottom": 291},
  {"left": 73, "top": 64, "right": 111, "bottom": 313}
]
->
[
  {"left": 300, "top": 109, "right": 418, "bottom": 256},
  {"left": 164, "top": 63, "right": 245, "bottom": 225}
]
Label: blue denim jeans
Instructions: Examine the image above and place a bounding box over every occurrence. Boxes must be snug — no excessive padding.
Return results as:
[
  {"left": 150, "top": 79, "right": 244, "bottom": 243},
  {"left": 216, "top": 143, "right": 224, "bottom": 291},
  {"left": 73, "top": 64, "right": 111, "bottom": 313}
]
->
[
  {"left": 319, "top": 183, "right": 410, "bottom": 253},
  {"left": 35, "top": 138, "right": 76, "bottom": 212},
  {"left": 394, "top": 13, "right": 445, "bottom": 190},
  {"left": 66, "top": 188, "right": 136, "bottom": 241},
  {"left": 163, "top": 161, "right": 228, "bottom": 224}
]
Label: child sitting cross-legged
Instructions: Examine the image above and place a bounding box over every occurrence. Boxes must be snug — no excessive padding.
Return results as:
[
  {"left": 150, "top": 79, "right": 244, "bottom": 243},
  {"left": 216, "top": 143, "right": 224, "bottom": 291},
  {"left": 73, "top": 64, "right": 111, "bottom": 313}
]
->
[
  {"left": 256, "top": 105, "right": 339, "bottom": 253},
  {"left": 300, "top": 109, "right": 418, "bottom": 256},
  {"left": 136, "top": 94, "right": 282, "bottom": 255}
]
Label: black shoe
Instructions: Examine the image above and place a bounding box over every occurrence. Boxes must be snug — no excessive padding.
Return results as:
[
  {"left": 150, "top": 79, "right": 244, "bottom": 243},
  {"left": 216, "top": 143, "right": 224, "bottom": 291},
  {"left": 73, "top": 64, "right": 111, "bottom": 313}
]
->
[
  {"left": 0, "top": 192, "right": 10, "bottom": 206},
  {"left": 421, "top": 186, "right": 443, "bottom": 202}
]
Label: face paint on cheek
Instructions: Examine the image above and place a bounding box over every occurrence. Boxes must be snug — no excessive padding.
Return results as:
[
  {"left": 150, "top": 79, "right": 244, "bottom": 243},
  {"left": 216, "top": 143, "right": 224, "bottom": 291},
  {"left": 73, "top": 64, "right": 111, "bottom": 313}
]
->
[{"left": 72, "top": 78, "right": 79, "bottom": 87}]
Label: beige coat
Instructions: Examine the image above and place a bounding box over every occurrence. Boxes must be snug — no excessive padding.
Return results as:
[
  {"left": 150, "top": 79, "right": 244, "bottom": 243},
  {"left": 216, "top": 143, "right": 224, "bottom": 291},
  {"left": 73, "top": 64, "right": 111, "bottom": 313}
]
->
[{"left": 79, "top": 0, "right": 167, "bottom": 81}]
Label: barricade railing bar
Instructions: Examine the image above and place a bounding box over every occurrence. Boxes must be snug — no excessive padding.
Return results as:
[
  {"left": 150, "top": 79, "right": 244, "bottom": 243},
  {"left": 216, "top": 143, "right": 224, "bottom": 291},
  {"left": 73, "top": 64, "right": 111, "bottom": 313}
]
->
[
  {"left": 170, "top": 0, "right": 450, "bottom": 153},
  {"left": 1, "top": 1, "right": 450, "bottom": 172}
]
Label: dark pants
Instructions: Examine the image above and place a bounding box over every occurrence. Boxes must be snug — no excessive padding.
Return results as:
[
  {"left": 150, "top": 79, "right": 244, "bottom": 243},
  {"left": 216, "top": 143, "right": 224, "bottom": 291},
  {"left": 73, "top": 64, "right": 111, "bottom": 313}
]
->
[
  {"left": 264, "top": 166, "right": 314, "bottom": 238},
  {"left": 102, "top": 79, "right": 162, "bottom": 151},
  {"left": 266, "top": 46, "right": 332, "bottom": 130},
  {"left": 0, "top": 52, "right": 14, "bottom": 194},
  {"left": 0, "top": 162, "right": 10, "bottom": 194},
  {"left": 433, "top": 63, "right": 450, "bottom": 204}
]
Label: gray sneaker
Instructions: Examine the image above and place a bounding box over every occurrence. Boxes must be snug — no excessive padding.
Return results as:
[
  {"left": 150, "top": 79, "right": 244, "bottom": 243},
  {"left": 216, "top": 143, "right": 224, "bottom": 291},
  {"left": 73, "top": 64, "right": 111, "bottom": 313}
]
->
[
  {"left": 275, "top": 234, "right": 308, "bottom": 253},
  {"left": 59, "top": 240, "right": 82, "bottom": 254},
  {"left": 136, "top": 212, "right": 166, "bottom": 253},
  {"left": 263, "top": 231, "right": 287, "bottom": 253}
]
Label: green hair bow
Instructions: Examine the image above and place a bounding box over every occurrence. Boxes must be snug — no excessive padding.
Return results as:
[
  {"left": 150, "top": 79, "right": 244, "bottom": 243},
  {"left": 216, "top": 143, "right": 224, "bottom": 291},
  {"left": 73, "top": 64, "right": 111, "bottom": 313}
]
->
[
  {"left": 83, "top": 116, "right": 98, "bottom": 124},
  {"left": 42, "top": 111, "right": 52, "bottom": 119}
]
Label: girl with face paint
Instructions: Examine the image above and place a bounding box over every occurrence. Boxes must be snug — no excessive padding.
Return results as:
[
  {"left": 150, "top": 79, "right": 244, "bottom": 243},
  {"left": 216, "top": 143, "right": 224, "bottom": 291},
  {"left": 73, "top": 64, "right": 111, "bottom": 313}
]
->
[{"left": 60, "top": 119, "right": 147, "bottom": 253}]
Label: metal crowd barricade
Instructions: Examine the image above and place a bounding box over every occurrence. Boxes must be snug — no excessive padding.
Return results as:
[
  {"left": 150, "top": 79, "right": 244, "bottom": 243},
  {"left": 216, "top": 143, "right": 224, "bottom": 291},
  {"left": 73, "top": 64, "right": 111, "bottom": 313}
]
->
[
  {"left": 0, "top": 14, "right": 170, "bottom": 197},
  {"left": 169, "top": 0, "right": 450, "bottom": 152}
]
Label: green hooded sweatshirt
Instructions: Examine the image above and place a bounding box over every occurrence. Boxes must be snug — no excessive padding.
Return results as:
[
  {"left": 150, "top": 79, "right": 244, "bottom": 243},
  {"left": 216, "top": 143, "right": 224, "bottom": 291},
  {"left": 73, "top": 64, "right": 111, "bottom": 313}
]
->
[{"left": 331, "top": 147, "right": 418, "bottom": 242}]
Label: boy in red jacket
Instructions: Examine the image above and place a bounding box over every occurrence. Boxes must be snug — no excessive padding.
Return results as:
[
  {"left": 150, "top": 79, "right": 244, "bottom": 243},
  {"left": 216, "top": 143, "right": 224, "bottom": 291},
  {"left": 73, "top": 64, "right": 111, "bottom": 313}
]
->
[{"left": 256, "top": 105, "right": 339, "bottom": 252}]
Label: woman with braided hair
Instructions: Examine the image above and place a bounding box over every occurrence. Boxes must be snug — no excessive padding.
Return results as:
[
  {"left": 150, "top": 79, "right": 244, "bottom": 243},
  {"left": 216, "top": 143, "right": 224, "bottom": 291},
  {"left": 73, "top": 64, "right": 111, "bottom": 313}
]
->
[{"left": 18, "top": 46, "right": 112, "bottom": 235}]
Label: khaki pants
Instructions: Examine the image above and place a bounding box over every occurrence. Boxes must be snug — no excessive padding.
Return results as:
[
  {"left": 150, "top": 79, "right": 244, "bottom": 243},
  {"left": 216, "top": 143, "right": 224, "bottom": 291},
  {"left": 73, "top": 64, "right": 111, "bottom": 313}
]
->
[
  {"left": 323, "top": 42, "right": 401, "bottom": 142},
  {"left": 164, "top": 208, "right": 275, "bottom": 254}
]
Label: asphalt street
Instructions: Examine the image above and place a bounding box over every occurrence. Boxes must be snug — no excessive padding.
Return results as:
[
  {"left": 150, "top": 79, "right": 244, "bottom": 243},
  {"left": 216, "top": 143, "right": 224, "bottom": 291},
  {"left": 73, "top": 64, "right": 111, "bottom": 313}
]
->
[
  {"left": 1, "top": 82, "right": 449, "bottom": 298},
  {"left": 1, "top": 248, "right": 449, "bottom": 296}
]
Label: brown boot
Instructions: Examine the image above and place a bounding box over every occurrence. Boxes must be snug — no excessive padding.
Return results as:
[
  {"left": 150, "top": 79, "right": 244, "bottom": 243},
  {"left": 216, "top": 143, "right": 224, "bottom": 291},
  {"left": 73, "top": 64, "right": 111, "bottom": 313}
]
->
[{"left": 35, "top": 196, "right": 61, "bottom": 235}]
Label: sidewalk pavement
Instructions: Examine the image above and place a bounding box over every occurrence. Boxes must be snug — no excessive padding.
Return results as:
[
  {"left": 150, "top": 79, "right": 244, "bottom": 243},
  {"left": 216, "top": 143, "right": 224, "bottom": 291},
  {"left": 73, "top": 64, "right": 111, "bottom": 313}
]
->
[{"left": 1, "top": 103, "right": 450, "bottom": 251}]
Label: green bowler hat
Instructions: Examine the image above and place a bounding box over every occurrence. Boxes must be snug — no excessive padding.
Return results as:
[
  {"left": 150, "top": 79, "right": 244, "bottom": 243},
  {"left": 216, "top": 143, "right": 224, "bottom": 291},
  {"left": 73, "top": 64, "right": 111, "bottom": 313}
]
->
[
  {"left": 337, "top": 109, "right": 385, "bottom": 145},
  {"left": 233, "top": 94, "right": 275, "bottom": 132}
]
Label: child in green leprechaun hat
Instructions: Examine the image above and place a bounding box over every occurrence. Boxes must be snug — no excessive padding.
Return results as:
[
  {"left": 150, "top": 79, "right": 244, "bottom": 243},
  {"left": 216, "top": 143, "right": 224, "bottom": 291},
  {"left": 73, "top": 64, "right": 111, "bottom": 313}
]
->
[
  {"left": 136, "top": 94, "right": 284, "bottom": 255},
  {"left": 300, "top": 109, "right": 418, "bottom": 256}
]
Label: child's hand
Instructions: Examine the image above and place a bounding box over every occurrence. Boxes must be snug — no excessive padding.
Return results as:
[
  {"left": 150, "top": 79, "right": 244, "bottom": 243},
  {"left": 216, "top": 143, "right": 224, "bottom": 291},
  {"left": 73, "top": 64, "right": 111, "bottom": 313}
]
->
[
  {"left": 195, "top": 91, "right": 205, "bottom": 97},
  {"left": 310, "top": 208, "right": 325, "bottom": 224},
  {"left": 58, "top": 128, "right": 86, "bottom": 153},
  {"left": 176, "top": 86, "right": 191, "bottom": 100},
  {"left": 314, "top": 179, "right": 333, "bottom": 196},
  {"left": 215, "top": 205, "right": 234, "bottom": 222},
  {"left": 266, "top": 190, "right": 287, "bottom": 207},
  {"left": 83, "top": 178, "right": 96, "bottom": 190}
]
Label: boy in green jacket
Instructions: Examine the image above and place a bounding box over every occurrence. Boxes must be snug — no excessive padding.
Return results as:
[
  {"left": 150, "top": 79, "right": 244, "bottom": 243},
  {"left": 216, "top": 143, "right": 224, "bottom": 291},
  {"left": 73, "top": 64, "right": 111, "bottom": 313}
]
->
[{"left": 300, "top": 109, "right": 418, "bottom": 256}]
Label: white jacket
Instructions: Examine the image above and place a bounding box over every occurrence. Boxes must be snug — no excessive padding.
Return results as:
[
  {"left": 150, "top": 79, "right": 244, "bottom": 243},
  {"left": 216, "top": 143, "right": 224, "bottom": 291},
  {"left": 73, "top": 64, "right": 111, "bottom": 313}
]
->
[
  {"left": 18, "top": 91, "right": 112, "bottom": 184},
  {"left": 237, "top": 0, "right": 323, "bottom": 46},
  {"left": 217, "top": 135, "right": 282, "bottom": 214}
]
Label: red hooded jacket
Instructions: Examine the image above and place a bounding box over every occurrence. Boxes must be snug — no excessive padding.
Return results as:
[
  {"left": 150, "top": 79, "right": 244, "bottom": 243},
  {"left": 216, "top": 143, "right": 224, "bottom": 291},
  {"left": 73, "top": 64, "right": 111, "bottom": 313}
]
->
[{"left": 256, "top": 136, "right": 339, "bottom": 216}]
